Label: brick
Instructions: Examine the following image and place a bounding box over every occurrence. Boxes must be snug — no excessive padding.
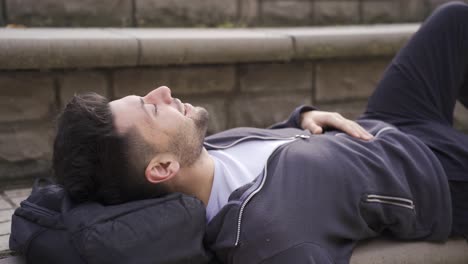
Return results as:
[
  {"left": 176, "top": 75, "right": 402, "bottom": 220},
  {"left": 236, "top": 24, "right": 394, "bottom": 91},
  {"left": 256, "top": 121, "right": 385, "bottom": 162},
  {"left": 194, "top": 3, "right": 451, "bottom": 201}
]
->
[
  {"left": 454, "top": 101, "right": 468, "bottom": 133},
  {"left": 179, "top": 97, "right": 228, "bottom": 135},
  {"left": 3, "top": 188, "right": 31, "bottom": 199},
  {"left": 0, "top": 234, "right": 9, "bottom": 251},
  {"left": 0, "top": 1, "right": 5, "bottom": 26},
  {"left": 239, "top": 62, "right": 313, "bottom": 93},
  {"left": 401, "top": 0, "right": 429, "bottom": 22},
  {"left": 313, "top": 1, "right": 360, "bottom": 25},
  {"left": 0, "top": 125, "right": 53, "bottom": 181},
  {"left": 0, "top": 198, "right": 12, "bottom": 210},
  {"left": 362, "top": 0, "right": 401, "bottom": 23},
  {"left": 0, "top": 72, "right": 55, "bottom": 122},
  {"left": 261, "top": 0, "right": 312, "bottom": 26},
  {"left": 0, "top": 159, "right": 52, "bottom": 182},
  {"left": 428, "top": 0, "right": 468, "bottom": 11},
  {"left": 0, "top": 125, "right": 53, "bottom": 163},
  {"left": 5, "top": 0, "right": 133, "bottom": 27},
  {"left": 316, "top": 101, "right": 368, "bottom": 121},
  {"left": 315, "top": 59, "right": 389, "bottom": 102},
  {"left": 239, "top": 0, "right": 259, "bottom": 25},
  {"left": 59, "top": 71, "right": 108, "bottom": 108},
  {"left": 113, "top": 66, "right": 235, "bottom": 98},
  {"left": 0, "top": 209, "right": 14, "bottom": 223},
  {"left": 135, "top": 0, "right": 237, "bottom": 27},
  {"left": 0, "top": 221, "right": 10, "bottom": 236},
  {"left": 229, "top": 93, "right": 312, "bottom": 128}
]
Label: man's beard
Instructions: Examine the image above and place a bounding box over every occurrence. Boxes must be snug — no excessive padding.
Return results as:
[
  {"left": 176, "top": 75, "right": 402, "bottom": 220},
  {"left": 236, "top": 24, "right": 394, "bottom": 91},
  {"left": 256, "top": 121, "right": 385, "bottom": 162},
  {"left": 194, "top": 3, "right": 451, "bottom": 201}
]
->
[{"left": 171, "top": 106, "right": 209, "bottom": 167}]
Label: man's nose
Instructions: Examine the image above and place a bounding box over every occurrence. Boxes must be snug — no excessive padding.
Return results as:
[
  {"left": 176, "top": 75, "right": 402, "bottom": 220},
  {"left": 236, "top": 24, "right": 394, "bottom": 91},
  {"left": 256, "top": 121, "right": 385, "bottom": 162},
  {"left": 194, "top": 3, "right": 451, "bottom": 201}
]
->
[{"left": 144, "top": 86, "right": 173, "bottom": 104}]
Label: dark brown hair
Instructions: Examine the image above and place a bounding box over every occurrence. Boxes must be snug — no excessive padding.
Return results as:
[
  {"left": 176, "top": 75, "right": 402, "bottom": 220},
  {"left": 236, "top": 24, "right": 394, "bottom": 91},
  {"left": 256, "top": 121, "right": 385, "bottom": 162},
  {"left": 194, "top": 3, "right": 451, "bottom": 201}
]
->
[{"left": 53, "top": 93, "right": 167, "bottom": 204}]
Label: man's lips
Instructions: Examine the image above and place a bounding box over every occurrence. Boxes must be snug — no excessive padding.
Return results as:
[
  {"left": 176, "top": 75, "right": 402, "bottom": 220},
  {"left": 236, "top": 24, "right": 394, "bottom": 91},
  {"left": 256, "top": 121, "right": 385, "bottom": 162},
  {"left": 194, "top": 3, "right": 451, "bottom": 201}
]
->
[
  {"left": 184, "top": 103, "right": 192, "bottom": 116},
  {"left": 174, "top": 98, "right": 185, "bottom": 115}
]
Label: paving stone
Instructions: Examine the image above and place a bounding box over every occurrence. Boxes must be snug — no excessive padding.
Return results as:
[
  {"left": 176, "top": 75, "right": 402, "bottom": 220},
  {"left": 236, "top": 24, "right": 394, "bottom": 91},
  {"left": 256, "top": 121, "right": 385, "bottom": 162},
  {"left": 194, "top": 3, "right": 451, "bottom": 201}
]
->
[
  {"left": 59, "top": 71, "right": 109, "bottom": 108},
  {"left": 0, "top": 222, "right": 10, "bottom": 236},
  {"left": 313, "top": 1, "right": 360, "bottom": 25},
  {"left": 3, "top": 189, "right": 31, "bottom": 199},
  {"left": 8, "top": 198, "right": 25, "bottom": 209},
  {"left": 0, "top": 234, "right": 9, "bottom": 252},
  {"left": 229, "top": 93, "right": 312, "bottom": 128},
  {"left": 0, "top": 199, "right": 11, "bottom": 211},
  {"left": 135, "top": 0, "right": 237, "bottom": 27},
  {"left": 113, "top": 66, "right": 235, "bottom": 98},
  {"left": 362, "top": 0, "right": 401, "bottom": 23},
  {"left": 239, "top": 62, "right": 313, "bottom": 93},
  {"left": 401, "top": 0, "right": 429, "bottom": 22},
  {"left": 179, "top": 97, "right": 228, "bottom": 134},
  {"left": 315, "top": 59, "right": 390, "bottom": 102},
  {"left": 261, "top": 0, "right": 312, "bottom": 26},
  {"left": 0, "top": 72, "right": 55, "bottom": 122},
  {"left": 454, "top": 101, "right": 468, "bottom": 133},
  {"left": 239, "top": 0, "right": 259, "bottom": 25},
  {"left": 5, "top": 0, "right": 133, "bottom": 27},
  {"left": 0, "top": 210, "right": 14, "bottom": 223}
]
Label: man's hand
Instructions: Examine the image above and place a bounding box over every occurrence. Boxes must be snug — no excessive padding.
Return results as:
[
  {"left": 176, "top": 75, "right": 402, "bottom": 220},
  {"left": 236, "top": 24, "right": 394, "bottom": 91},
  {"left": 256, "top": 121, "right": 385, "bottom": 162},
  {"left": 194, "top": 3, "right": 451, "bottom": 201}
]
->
[{"left": 300, "top": 111, "right": 373, "bottom": 140}]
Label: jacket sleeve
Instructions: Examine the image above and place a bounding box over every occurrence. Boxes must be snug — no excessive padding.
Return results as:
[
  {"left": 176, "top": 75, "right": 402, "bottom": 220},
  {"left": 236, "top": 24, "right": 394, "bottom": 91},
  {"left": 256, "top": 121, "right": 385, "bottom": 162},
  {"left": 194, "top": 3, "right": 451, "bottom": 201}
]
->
[{"left": 268, "top": 105, "right": 317, "bottom": 129}]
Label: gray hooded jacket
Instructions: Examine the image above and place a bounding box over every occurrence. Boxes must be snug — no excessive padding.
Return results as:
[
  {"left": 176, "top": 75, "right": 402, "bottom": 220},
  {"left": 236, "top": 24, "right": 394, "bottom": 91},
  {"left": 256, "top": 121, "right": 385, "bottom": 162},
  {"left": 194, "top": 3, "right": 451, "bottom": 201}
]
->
[{"left": 204, "top": 106, "right": 451, "bottom": 264}]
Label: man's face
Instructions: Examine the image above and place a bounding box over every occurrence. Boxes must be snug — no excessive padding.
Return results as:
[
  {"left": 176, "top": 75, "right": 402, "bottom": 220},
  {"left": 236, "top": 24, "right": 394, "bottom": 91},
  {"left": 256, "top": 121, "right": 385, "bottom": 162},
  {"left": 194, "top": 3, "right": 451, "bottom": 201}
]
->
[{"left": 109, "top": 86, "right": 209, "bottom": 166}]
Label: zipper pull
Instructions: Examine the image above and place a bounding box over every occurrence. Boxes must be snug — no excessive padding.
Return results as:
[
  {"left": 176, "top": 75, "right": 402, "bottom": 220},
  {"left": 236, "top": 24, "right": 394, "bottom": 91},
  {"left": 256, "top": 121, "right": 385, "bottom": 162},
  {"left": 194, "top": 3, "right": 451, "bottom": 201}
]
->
[{"left": 295, "top": 134, "right": 310, "bottom": 139}]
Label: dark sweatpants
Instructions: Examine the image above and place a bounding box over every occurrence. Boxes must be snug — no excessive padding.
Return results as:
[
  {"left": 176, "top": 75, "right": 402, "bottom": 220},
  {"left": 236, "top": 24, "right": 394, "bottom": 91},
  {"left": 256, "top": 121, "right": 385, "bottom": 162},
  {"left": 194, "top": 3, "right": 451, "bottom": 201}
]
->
[{"left": 361, "top": 2, "right": 468, "bottom": 236}]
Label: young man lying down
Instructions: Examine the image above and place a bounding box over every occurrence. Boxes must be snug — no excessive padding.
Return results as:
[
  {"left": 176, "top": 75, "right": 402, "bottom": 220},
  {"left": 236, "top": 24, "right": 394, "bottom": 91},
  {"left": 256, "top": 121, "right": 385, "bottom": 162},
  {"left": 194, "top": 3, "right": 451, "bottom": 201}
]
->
[{"left": 53, "top": 2, "right": 468, "bottom": 263}]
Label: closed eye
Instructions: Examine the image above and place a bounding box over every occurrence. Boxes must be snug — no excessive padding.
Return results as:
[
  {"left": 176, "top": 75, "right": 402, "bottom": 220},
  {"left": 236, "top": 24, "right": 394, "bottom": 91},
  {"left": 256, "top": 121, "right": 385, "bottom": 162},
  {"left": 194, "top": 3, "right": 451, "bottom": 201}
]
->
[{"left": 153, "top": 104, "right": 158, "bottom": 114}]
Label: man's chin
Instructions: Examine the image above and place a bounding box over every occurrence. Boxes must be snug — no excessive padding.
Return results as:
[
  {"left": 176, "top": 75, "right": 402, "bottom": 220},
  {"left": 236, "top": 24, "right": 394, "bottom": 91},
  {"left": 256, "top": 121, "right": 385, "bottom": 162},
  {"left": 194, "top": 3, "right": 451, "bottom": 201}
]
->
[{"left": 194, "top": 107, "right": 209, "bottom": 127}]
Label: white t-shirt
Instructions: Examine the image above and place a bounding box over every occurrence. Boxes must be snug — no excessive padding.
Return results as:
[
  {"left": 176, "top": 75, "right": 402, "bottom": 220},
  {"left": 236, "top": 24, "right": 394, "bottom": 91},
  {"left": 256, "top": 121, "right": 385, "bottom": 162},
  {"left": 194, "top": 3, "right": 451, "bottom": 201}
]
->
[{"left": 206, "top": 139, "right": 291, "bottom": 222}]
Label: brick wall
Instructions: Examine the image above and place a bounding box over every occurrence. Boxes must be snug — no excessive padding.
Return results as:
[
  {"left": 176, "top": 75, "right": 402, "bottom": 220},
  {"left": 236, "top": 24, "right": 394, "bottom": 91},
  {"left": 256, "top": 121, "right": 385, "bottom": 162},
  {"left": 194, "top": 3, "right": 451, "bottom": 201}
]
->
[
  {"left": 2, "top": 0, "right": 468, "bottom": 27},
  {"left": 1, "top": 57, "right": 467, "bottom": 181}
]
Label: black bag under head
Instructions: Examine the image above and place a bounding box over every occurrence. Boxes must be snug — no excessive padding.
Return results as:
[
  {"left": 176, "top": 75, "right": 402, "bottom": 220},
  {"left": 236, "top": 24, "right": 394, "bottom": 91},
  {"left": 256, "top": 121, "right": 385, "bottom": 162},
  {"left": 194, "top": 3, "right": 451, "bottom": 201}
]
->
[{"left": 9, "top": 180, "right": 215, "bottom": 264}]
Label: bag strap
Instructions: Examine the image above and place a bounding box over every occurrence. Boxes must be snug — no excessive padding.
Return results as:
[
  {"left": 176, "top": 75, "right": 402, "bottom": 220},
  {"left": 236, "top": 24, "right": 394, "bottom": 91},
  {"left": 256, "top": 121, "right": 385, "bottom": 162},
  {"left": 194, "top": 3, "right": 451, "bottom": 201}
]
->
[{"left": 31, "top": 177, "right": 55, "bottom": 194}]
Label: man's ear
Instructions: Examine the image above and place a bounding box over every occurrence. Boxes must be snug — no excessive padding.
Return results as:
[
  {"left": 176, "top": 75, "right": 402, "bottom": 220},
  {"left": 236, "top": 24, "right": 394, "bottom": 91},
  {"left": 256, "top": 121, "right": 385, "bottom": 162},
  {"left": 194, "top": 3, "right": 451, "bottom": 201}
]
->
[{"left": 145, "top": 154, "right": 180, "bottom": 184}]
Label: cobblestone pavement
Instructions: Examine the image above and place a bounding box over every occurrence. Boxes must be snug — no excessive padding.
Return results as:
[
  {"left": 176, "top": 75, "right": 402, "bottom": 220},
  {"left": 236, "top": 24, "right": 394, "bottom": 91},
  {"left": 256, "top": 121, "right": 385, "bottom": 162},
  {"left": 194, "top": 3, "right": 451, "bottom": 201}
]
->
[{"left": 0, "top": 187, "right": 31, "bottom": 254}]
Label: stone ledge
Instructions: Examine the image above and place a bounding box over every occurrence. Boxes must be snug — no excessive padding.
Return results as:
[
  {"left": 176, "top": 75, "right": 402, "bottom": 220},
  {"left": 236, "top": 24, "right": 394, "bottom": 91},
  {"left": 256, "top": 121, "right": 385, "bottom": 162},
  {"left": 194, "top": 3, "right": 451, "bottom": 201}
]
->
[
  {"left": 351, "top": 238, "right": 468, "bottom": 264},
  {"left": 0, "top": 24, "right": 419, "bottom": 70},
  {"left": 0, "top": 239, "right": 466, "bottom": 263},
  {"left": 266, "top": 24, "right": 420, "bottom": 59}
]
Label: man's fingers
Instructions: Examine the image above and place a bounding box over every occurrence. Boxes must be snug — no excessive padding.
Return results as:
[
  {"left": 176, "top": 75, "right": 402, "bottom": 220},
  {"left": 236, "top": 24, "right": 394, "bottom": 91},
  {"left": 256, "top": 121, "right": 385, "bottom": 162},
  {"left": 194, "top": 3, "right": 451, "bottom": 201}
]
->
[
  {"left": 301, "top": 111, "right": 373, "bottom": 140},
  {"left": 348, "top": 121, "right": 373, "bottom": 140},
  {"left": 349, "top": 122, "right": 372, "bottom": 140},
  {"left": 327, "top": 116, "right": 373, "bottom": 140},
  {"left": 305, "top": 123, "right": 323, "bottom": 134}
]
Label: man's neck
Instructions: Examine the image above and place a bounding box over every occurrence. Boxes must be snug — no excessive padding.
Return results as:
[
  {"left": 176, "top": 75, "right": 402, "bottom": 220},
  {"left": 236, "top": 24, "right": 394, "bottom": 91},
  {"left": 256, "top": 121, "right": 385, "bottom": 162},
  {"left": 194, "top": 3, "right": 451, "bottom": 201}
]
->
[{"left": 170, "top": 148, "right": 214, "bottom": 206}]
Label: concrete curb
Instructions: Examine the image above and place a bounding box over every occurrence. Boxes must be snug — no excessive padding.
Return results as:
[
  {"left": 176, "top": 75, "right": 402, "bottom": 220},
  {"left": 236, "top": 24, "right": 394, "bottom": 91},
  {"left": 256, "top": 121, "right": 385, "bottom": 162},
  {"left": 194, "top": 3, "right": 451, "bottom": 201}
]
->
[
  {"left": 0, "top": 239, "right": 467, "bottom": 263},
  {"left": 351, "top": 238, "right": 468, "bottom": 264},
  {"left": 0, "top": 24, "right": 419, "bottom": 70}
]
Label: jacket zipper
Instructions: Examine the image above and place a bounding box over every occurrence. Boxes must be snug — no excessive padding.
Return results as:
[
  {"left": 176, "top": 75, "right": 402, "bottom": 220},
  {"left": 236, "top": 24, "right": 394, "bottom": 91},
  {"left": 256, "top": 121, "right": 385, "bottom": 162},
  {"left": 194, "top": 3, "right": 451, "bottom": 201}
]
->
[
  {"left": 204, "top": 134, "right": 309, "bottom": 150},
  {"left": 365, "top": 194, "right": 415, "bottom": 210},
  {"left": 219, "top": 134, "right": 310, "bottom": 246}
]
